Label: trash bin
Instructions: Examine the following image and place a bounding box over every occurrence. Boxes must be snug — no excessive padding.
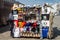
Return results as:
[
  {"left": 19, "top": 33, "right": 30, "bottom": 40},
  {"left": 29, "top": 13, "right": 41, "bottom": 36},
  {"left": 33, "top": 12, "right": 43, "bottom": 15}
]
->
[{"left": 42, "top": 27, "right": 49, "bottom": 38}]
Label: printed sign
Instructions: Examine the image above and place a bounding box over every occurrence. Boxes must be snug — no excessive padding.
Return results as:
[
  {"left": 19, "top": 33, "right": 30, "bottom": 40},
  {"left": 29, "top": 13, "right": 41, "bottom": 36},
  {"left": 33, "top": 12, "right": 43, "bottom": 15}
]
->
[
  {"left": 13, "top": 15, "right": 18, "bottom": 20},
  {"left": 41, "top": 14, "right": 49, "bottom": 20}
]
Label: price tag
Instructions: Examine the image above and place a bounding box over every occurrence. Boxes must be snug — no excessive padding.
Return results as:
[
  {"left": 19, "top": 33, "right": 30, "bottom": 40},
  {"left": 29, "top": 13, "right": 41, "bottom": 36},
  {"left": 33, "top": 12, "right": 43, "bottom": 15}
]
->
[{"left": 41, "top": 20, "right": 49, "bottom": 26}]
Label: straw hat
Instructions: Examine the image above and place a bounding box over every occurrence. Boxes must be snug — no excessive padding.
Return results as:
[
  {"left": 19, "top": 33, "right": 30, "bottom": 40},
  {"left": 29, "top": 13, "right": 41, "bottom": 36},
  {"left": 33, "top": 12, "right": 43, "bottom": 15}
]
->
[
  {"left": 44, "top": 3, "right": 49, "bottom": 7},
  {"left": 44, "top": 3, "right": 54, "bottom": 9}
]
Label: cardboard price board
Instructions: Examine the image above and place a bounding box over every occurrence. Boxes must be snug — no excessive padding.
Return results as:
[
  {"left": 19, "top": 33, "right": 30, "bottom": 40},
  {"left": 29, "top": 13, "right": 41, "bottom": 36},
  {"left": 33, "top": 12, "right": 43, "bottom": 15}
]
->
[{"left": 41, "top": 20, "right": 50, "bottom": 26}]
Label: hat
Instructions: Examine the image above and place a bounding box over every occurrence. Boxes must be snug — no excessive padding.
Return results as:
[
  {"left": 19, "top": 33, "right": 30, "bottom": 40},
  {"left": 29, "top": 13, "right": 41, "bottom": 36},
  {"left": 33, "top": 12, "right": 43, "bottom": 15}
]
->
[
  {"left": 44, "top": 3, "right": 54, "bottom": 9},
  {"left": 44, "top": 3, "right": 49, "bottom": 7}
]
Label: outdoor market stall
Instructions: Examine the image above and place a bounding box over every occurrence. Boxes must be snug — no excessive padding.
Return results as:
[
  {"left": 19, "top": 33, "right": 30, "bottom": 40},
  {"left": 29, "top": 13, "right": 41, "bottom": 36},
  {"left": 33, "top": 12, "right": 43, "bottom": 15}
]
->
[{"left": 11, "top": 4, "right": 54, "bottom": 38}]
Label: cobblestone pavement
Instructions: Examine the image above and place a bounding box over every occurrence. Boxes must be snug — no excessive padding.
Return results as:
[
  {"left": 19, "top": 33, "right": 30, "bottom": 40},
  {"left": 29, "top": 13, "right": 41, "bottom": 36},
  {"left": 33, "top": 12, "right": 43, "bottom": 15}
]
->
[{"left": 0, "top": 16, "right": 60, "bottom": 40}]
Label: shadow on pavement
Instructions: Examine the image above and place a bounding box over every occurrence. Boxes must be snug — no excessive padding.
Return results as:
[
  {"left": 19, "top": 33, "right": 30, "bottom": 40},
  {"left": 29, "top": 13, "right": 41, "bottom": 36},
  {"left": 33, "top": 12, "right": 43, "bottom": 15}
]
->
[
  {"left": 0, "top": 25, "right": 60, "bottom": 39},
  {"left": 53, "top": 27, "right": 60, "bottom": 38},
  {"left": 0, "top": 25, "right": 10, "bottom": 34}
]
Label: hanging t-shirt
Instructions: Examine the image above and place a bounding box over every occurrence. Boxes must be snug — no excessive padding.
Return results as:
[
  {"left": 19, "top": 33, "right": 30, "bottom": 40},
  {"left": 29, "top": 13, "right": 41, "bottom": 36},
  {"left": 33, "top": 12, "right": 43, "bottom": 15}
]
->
[
  {"left": 42, "top": 7, "right": 51, "bottom": 14},
  {"left": 18, "top": 22, "right": 22, "bottom": 28}
]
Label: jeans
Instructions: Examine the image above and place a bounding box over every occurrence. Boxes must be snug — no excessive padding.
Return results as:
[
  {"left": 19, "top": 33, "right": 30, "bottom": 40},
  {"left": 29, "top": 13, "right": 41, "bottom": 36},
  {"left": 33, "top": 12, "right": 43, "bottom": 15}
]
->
[{"left": 9, "top": 20, "right": 14, "bottom": 37}]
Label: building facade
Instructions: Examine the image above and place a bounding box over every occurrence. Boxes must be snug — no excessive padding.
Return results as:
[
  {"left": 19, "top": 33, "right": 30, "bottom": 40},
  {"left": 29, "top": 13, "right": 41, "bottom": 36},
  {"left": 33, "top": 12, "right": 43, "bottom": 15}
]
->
[
  {"left": 0, "top": 0, "right": 25, "bottom": 25},
  {"left": 0, "top": 0, "right": 15, "bottom": 25}
]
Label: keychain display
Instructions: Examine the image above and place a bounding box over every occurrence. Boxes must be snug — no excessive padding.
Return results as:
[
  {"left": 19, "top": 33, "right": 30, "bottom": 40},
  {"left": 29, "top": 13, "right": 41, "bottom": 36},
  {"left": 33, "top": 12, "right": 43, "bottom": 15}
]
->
[{"left": 18, "top": 13, "right": 40, "bottom": 37}]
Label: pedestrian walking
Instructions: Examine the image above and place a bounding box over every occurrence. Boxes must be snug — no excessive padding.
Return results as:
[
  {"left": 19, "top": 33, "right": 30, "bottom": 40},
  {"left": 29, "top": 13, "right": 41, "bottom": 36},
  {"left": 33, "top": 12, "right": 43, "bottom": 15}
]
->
[{"left": 8, "top": 11, "right": 14, "bottom": 37}]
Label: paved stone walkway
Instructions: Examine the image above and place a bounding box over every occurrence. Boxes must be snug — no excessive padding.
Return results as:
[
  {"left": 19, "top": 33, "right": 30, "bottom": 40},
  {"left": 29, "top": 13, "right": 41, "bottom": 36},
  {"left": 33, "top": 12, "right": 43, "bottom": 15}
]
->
[{"left": 0, "top": 16, "right": 60, "bottom": 40}]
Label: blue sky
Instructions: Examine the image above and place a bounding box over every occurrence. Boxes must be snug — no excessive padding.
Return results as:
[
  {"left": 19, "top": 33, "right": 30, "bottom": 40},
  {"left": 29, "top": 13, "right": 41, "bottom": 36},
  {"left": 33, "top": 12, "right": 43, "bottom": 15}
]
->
[{"left": 16, "top": 0, "right": 60, "bottom": 6}]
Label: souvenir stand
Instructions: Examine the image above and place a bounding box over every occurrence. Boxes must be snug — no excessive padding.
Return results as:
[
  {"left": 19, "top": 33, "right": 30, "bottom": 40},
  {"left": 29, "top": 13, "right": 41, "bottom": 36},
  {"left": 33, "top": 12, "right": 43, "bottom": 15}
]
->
[{"left": 11, "top": 5, "right": 54, "bottom": 38}]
